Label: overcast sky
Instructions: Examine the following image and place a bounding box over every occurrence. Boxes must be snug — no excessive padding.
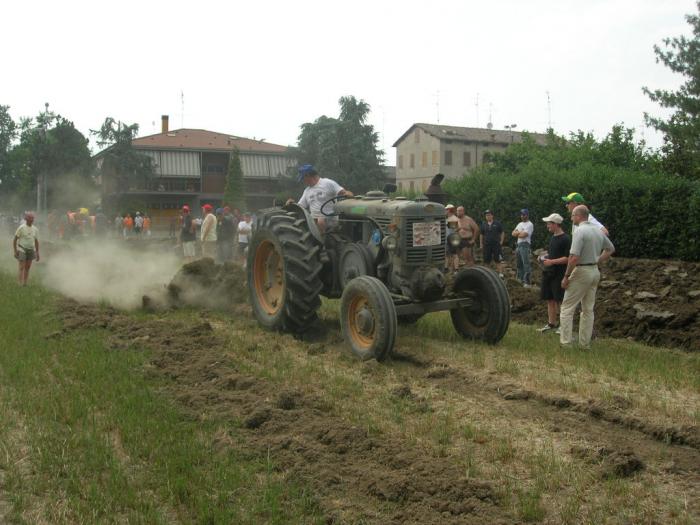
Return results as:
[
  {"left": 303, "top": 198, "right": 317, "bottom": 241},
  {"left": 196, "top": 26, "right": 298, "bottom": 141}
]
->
[{"left": 2, "top": 0, "right": 696, "bottom": 161}]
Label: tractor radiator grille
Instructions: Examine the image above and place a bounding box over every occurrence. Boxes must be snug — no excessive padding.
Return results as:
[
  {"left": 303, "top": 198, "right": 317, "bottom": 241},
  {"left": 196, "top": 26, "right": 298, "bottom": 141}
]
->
[{"left": 405, "top": 217, "right": 446, "bottom": 265}]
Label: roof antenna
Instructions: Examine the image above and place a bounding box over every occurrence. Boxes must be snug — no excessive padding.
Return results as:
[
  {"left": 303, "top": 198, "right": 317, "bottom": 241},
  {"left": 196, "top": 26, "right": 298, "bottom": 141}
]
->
[
  {"left": 475, "top": 93, "right": 480, "bottom": 127},
  {"left": 181, "top": 90, "right": 185, "bottom": 129},
  {"left": 434, "top": 90, "right": 441, "bottom": 123},
  {"left": 487, "top": 102, "right": 493, "bottom": 130},
  {"left": 546, "top": 90, "right": 552, "bottom": 130}
]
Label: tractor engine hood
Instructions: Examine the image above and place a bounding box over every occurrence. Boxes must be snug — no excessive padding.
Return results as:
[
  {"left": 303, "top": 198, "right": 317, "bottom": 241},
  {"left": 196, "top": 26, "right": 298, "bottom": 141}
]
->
[{"left": 335, "top": 194, "right": 446, "bottom": 220}]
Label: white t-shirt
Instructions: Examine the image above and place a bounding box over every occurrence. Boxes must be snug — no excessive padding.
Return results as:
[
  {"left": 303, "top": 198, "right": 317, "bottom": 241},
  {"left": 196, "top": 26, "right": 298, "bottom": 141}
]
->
[
  {"left": 573, "top": 213, "right": 606, "bottom": 234},
  {"left": 15, "top": 224, "right": 39, "bottom": 250},
  {"left": 134, "top": 216, "right": 144, "bottom": 228},
  {"left": 238, "top": 221, "right": 252, "bottom": 243},
  {"left": 200, "top": 213, "right": 217, "bottom": 242},
  {"left": 297, "top": 178, "right": 344, "bottom": 218},
  {"left": 514, "top": 221, "right": 533, "bottom": 244}
]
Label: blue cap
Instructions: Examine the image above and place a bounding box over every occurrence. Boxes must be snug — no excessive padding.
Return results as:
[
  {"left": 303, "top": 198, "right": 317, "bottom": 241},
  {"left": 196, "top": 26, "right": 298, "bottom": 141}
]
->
[
  {"left": 215, "top": 207, "right": 224, "bottom": 214},
  {"left": 520, "top": 208, "right": 529, "bottom": 216},
  {"left": 297, "top": 164, "right": 317, "bottom": 182}
]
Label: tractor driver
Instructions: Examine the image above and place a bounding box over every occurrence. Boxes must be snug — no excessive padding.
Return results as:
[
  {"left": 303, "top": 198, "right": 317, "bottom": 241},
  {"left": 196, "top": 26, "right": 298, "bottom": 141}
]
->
[{"left": 286, "top": 164, "right": 353, "bottom": 233}]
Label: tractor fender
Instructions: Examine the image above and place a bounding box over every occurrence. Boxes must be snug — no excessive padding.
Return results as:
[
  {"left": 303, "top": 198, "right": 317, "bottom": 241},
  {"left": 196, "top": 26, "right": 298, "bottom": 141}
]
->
[{"left": 283, "top": 203, "right": 324, "bottom": 245}]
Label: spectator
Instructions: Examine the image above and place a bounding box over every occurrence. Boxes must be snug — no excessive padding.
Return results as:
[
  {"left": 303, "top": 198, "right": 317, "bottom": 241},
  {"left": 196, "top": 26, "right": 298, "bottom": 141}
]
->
[
  {"left": 562, "top": 192, "right": 608, "bottom": 235},
  {"left": 480, "top": 209, "right": 505, "bottom": 277},
  {"left": 114, "top": 214, "right": 122, "bottom": 238},
  {"left": 286, "top": 164, "right": 353, "bottom": 233},
  {"left": 180, "top": 205, "right": 196, "bottom": 262},
  {"left": 511, "top": 208, "right": 534, "bottom": 287},
  {"left": 13, "top": 212, "right": 40, "bottom": 286},
  {"left": 237, "top": 213, "right": 252, "bottom": 260},
  {"left": 559, "top": 205, "right": 615, "bottom": 348},
  {"left": 446, "top": 214, "right": 460, "bottom": 272},
  {"left": 537, "top": 213, "right": 571, "bottom": 333},
  {"left": 134, "top": 212, "right": 144, "bottom": 236},
  {"left": 200, "top": 204, "right": 217, "bottom": 258},
  {"left": 143, "top": 214, "right": 151, "bottom": 237},
  {"left": 455, "top": 206, "right": 480, "bottom": 267},
  {"left": 123, "top": 213, "right": 134, "bottom": 238},
  {"left": 94, "top": 207, "right": 107, "bottom": 237}
]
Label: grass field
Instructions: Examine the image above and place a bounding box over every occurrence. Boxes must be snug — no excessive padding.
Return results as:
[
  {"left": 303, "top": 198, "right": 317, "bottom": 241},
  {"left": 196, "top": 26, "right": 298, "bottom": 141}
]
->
[{"left": 0, "top": 271, "right": 698, "bottom": 524}]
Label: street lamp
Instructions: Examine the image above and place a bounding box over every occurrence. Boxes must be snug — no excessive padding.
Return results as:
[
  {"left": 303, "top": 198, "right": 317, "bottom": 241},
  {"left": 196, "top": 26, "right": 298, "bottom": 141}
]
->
[{"left": 504, "top": 123, "right": 518, "bottom": 143}]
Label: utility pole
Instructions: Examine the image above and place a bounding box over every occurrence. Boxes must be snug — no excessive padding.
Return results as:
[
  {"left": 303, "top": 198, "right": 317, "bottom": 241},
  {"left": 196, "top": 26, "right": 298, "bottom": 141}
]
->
[{"left": 546, "top": 91, "right": 552, "bottom": 130}]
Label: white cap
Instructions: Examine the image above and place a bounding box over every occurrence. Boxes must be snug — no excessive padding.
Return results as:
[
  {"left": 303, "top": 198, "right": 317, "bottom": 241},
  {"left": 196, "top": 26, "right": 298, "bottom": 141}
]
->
[
  {"left": 445, "top": 203, "right": 455, "bottom": 209},
  {"left": 542, "top": 213, "right": 564, "bottom": 224}
]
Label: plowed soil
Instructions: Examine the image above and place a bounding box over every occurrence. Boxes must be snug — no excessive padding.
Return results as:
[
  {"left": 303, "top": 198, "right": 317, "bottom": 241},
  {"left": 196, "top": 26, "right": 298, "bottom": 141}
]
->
[
  {"left": 505, "top": 256, "right": 700, "bottom": 351},
  {"left": 55, "top": 279, "right": 700, "bottom": 524}
]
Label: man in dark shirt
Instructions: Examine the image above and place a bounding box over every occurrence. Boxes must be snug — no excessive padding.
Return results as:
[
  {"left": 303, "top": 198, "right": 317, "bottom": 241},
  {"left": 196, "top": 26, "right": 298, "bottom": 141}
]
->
[
  {"left": 537, "top": 213, "right": 571, "bottom": 333},
  {"left": 180, "top": 205, "right": 196, "bottom": 262},
  {"left": 479, "top": 210, "right": 505, "bottom": 276}
]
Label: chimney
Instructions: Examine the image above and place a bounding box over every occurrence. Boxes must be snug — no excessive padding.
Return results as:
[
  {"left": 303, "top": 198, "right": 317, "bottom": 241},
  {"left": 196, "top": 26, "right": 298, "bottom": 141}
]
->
[{"left": 161, "top": 115, "right": 169, "bottom": 134}]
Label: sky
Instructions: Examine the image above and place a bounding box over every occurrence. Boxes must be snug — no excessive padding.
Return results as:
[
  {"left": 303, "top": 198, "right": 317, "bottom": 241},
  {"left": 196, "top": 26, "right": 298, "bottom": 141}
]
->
[{"left": 1, "top": 0, "right": 696, "bottom": 162}]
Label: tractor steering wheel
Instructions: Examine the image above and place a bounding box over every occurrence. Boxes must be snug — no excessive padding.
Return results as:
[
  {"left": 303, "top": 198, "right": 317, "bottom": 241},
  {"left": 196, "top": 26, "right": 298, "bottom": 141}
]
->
[{"left": 320, "top": 194, "right": 349, "bottom": 217}]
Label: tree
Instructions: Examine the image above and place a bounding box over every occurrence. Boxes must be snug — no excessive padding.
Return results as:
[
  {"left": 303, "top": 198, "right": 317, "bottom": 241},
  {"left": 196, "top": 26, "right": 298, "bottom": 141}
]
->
[
  {"left": 92, "top": 118, "right": 155, "bottom": 194},
  {"left": 3, "top": 105, "right": 93, "bottom": 211},
  {"left": 223, "top": 147, "right": 246, "bottom": 211},
  {"left": 643, "top": 1, "right": 700, "bottom": 178},
  {"left": 0, "top": 105, "right": 18, "bottom": 203},
  {"left": 297, "top": 96, "right": 385, "bottom": 193}
]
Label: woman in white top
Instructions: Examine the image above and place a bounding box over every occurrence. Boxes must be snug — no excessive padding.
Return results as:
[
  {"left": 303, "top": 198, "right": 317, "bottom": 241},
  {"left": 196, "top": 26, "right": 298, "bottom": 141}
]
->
[{"left": 13, "top": 212, "right": 40, "bottom": 286}]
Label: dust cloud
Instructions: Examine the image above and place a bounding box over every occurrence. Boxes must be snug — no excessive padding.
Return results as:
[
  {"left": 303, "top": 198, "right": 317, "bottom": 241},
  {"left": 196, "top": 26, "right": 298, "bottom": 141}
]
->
[{"left": 38, "top": 240, "right": 181, "bottom": 309}]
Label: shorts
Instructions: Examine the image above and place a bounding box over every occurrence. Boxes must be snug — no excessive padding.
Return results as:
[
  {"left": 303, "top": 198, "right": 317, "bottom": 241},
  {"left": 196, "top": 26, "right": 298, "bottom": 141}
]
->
[
  {"left": 183, "top": 241, "right": 196, "bottom": 257},
  {"left": 459, "top": 239, "right": 474, "bottom": 250},
  {"left": 16, "top": 248, "right": 36, "bottom": 262},
  {"left": 483, "top": 244, "right": 503, "bottom": 264},
  {"left": 541, "top": 271, "right": 565, "bottom": 302}
]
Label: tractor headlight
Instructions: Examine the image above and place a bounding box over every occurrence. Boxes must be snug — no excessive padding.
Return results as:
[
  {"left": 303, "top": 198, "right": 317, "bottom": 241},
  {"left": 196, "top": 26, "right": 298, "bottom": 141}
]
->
[
  {"left": 382, "top": 235, "right": 399, "bottom": 252},
  {"left": 448, "top": 232, "right": 461, "bottom": 248}
]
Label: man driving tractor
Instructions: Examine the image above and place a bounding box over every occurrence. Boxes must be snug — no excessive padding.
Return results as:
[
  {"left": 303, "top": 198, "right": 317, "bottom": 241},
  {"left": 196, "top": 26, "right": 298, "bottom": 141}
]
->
[{"left": 286, "top": 164, "right": 353, "bottom": 233}]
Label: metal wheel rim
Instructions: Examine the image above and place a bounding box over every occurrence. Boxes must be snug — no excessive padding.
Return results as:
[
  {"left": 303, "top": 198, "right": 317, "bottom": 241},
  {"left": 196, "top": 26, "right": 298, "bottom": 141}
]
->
[
  {"left": 347, "top": 296, "right": 375, "bottom": 349},
  {"left": 253, "top": 240, "right": 284, "bottom": 315}
]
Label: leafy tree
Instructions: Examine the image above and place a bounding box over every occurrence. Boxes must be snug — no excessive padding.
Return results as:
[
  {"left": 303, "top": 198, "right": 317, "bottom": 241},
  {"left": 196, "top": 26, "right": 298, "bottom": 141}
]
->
[
  {"left": 223, "top": 147, "right": 246, "bottom": 211},
  {"left": 643, "top": 2, "right": 700, "bottom": 178},
  {"left": 297, "top": 96, "right": 385, "bottom": 193},
  {"left": 4, "top": 105, "right": 93, "bottom": 210},
  {"left": 92, "top": 118, "right": 155, "bottom": 194},
  {"left": 0, "top": 105, "right": 18, "bottom": 203}
]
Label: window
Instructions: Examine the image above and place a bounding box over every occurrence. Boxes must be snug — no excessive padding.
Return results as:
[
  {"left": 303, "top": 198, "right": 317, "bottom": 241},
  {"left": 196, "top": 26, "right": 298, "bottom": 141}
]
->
[
  {"left": 432, "top": 151, "right": 438, "bottom": 166},
  {"left": 398, "top": 155, "right": 403, "bottom": 169},
  {"left": 444, "top": 150, "right": 453, "bottom": 166},
  {"left": 463, "top": 151, "right": 472, "bottom": 167},
  {"left": 421, "top": 151, "right": 427, "bottom": 167},
  {"left": 410, "top": 181, "right": 414, "bottom": 191},
  {"left": 414, "top": 129, "right": 420, "bottom": 143},
  {"left": 410, "top": 153, "right": 415, "bottom": 168}
]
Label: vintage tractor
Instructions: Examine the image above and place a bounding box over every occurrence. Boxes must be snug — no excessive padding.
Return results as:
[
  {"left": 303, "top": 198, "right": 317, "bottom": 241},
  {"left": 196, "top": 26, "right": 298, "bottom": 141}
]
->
[{"left": 247, "top": 178, "right": 510, "bottom": 361}]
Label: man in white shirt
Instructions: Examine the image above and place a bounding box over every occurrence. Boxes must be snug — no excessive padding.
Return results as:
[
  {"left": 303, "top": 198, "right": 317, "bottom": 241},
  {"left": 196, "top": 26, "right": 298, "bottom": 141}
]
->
[
  {"left": 237, "top": 213, "right": 252, "bottom": 259},
  {"left": 560, "top": 205, "right": 615, "bottom": 348},
  {"left": 287, "top": 164, "right": 353, "bottom": 233},
  {"left": 200, "top": 204, "right": 217, "bottom": 259},
  {"left": 562, "top": 192, "right": 608, "bottom": 235},
  {"left": 511, "top": 208, "right": 534, "bottom": 287},
  {"left": 13, "top": 211, "right": 40, "bottom": 286}
]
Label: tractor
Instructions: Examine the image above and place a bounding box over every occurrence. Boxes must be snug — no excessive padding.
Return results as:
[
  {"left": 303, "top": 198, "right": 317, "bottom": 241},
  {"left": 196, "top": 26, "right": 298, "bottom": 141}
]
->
[{"left": 247, "top": 176, "right": 510, "bottom": 361}]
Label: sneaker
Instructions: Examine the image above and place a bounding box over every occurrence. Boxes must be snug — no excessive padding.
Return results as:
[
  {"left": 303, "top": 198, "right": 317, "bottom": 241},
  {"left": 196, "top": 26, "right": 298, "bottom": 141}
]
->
[
  {"left": 523, "top": 283, "right": 531, "bottom": 288},
  {"left": 554, "top": 327, "right": 561, "bottom": 335},
  {"left": 538, "top": 323, "right": 555, "bottom": 333}
]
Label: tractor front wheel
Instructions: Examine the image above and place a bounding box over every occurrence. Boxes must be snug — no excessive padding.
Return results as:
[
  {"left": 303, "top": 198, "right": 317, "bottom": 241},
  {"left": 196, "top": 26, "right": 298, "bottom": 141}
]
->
[
  {"left": 450, "top": 266, "right": 510, "bottom": 344},
  {"left": 340, "top": 276, "right": 397, "bottom": 361}
]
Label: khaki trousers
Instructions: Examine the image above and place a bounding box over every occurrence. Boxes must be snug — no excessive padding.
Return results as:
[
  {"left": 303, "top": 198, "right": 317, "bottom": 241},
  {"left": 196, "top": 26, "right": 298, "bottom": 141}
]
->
[{"left": 559, "top": 266, "right": 600, "bottom": 347}]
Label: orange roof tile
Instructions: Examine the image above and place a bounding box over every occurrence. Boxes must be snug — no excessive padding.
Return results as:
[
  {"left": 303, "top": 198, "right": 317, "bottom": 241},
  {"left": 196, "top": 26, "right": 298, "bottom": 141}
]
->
[{"left": 131, "top": 128, "right": 290, "bottom": 153}]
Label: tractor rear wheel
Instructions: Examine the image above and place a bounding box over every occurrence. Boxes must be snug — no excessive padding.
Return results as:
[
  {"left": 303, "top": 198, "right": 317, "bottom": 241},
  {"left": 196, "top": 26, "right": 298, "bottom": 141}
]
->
[
  {"left": 247, "top": 211, "right": 323, "bottom": 334},
  {"left": 340, "top": 276, "right": 397, "bottom": 361},
  {"left": 450, "top": 266, "right": 510, "bottom": 344}
]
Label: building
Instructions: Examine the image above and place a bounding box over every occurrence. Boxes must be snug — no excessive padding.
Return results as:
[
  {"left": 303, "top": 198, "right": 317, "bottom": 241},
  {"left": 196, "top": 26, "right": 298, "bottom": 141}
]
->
[
  {"left": 393, "top": 123, "right": 548, "bottom": 192},
  {"left": 97, "top": 115, "right": 296, "bottom": 226}
]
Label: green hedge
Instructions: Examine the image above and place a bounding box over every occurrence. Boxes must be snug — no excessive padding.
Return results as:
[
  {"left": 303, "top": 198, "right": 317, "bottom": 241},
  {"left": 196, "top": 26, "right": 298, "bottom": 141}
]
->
[{"left": 443, "top": 130, "right": 700, "bottom": 261}]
